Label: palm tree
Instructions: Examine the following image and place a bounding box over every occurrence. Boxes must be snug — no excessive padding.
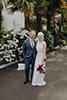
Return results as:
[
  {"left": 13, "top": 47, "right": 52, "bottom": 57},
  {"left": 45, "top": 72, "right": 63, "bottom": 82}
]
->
[
  {"left": 8, "top": 0, "right": 47, "bottom": 32},
  {"left": 8, "top": 0, "right": 64, "bottom": 32},
  {"left": 8, "top": 0, "right": 34, "bottom": 30},
  {"left": 34, "top": 0, "right": 46, "bottom": 32}
]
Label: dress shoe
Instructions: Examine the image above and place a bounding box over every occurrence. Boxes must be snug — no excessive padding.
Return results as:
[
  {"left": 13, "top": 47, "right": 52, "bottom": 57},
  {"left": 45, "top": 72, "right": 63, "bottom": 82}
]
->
[{"left": 24, "top": 80, "right": 29, "bottom": 84}]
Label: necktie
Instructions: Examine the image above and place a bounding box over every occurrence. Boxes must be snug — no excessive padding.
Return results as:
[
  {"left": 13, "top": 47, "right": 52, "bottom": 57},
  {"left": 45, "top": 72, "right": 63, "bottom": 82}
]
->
[{"left": 31, "top": 40, "right": 34, "bottom": 48}]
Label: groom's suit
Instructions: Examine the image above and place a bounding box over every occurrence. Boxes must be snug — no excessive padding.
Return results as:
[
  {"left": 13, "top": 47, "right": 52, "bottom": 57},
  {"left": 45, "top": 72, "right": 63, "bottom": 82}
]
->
[{"left": 23, "top": 38, "right": 37, "bottom": 82}]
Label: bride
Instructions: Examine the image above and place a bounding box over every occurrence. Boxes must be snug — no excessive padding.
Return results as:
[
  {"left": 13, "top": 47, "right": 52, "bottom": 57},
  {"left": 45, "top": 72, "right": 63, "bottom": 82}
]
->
[{"left": 32, "top": 32, "right": 47, "bottom": 86}]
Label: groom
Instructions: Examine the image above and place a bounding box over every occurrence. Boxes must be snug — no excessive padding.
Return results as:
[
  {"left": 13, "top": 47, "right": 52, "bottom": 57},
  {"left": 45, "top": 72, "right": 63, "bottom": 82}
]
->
[{"left": 23, "top": 30, "right": 37, "bottom": 84}]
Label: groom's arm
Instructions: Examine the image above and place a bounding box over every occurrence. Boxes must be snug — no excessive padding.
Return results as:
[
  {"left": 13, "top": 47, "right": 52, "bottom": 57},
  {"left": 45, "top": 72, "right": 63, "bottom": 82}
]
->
[
  {"left": 35, "top": 41, "right": 37, "bottom": 55},
  {"left": 42, "top": 41, "right": 47, "bottom": 63},
  {"left": 22, "top": 40, "right": 26, "bottom": 58}
]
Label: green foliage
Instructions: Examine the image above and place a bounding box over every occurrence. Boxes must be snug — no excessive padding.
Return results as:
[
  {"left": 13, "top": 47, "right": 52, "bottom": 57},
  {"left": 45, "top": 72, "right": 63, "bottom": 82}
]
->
[
  {"left": 64, "top": 29, "right": 67, "bottom": 37},
  {"left": 43, "top": 29, "right": 67, "bottom": 51},
  {"left": 42, "top": 30, "right": 54, "bottom": 50},
  {"left": 0, "top": 29, "right": 26, "bottom": 62},
  {"left": 0, "top": 38, "right": 5, "bottom": 45},
  {"left": 0, "top": 30, "right": 13, "bottom": 44},
  {"left": 46, "top": 0, "right": 62, "bottom": 10}
]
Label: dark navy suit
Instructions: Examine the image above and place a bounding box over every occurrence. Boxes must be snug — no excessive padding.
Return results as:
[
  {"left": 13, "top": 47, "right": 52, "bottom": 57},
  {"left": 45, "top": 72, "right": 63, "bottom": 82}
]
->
[{"left": 23, "top": 39, "right": 37, "bottom": 81}]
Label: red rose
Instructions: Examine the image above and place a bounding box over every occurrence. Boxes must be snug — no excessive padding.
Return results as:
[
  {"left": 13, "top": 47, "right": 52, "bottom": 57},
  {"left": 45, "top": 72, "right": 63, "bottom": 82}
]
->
[{"left": 37, "top": 64, "right": 46, "bottom": 74}]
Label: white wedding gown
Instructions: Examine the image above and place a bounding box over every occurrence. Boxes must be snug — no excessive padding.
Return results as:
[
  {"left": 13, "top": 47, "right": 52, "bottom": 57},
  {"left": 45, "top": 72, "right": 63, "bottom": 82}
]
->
[{"left": 32, "top": 41, "right": 46, "bottom": 86}]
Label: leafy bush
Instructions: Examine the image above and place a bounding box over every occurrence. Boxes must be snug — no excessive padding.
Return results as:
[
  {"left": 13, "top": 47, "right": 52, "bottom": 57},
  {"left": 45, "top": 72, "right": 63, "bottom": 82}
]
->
[
  {"left": 43, "top": 30, "right": 54, "bottom": 50},
  {"left": 0, "top": 30, "right": 13, "bottom": 44}
]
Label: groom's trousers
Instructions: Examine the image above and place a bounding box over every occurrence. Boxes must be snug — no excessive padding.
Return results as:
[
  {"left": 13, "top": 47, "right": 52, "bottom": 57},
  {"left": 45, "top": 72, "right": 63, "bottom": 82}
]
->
[{"left": 24, "top": 56, "right": 35, "bottom": 81}]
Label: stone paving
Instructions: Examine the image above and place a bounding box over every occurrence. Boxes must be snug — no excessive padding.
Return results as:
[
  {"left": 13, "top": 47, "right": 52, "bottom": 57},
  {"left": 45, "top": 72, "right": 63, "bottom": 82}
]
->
[{"left": 0, "top": 46, "right": 67, "bottom": 100}]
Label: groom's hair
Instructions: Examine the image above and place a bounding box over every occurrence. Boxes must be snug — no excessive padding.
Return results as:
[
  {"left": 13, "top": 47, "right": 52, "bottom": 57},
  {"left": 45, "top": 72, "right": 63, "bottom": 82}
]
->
[
  {"left": 29, "top": 30, "right": 36, "bottom": 38},
  {"left": 29, "top": 30, "right": 36, "bottom": 35}
]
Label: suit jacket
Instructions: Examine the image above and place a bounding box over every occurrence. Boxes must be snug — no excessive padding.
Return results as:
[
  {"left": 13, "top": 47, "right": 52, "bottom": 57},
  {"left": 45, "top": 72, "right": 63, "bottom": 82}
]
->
[{"left": 23, "top": 39, "right": 37, "bottom": 59}]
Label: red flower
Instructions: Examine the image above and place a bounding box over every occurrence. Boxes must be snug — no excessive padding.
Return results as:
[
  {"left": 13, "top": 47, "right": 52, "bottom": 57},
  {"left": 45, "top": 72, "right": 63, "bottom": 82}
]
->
[{"left": 37, "top": 64, "right": 46, "bottom": 74}]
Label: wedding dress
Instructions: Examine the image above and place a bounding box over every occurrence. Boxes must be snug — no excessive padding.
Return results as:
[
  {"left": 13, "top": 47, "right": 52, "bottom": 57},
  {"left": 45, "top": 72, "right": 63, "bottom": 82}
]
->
[{"left": 32, "top": 41, "right": 46, "bottom": 86}]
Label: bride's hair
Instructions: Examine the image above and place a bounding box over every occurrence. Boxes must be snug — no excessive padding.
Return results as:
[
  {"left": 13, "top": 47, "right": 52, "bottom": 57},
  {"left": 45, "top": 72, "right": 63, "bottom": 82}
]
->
[{"left": 37, "top": 32, "right": 44, "bottom": 40}]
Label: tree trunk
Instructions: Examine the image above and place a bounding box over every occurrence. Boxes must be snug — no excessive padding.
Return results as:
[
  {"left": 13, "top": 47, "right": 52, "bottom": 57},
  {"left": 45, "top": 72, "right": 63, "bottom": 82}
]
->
[
  {"left": 36, "top": 13, "right": 42, "bottom": 33},
  {"left": 46, "top": 11, "right": 51, "bottom": 31},
  {"left": 46, "top": 5, "right": 52, "bottom": 31},
  {"left": 25, "top": 16, "right": 32, "bottom": 30}
]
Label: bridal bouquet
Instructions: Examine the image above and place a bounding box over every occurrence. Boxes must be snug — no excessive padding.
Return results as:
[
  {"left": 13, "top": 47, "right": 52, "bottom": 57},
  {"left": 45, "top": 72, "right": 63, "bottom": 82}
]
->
[{"left": 37, "top": 64, "right": 46, "bottom": 74}]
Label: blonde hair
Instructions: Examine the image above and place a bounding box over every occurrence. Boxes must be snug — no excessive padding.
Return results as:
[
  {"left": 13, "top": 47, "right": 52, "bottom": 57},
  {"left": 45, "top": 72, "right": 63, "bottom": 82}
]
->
[
  {"left": 37, "top": 32, "right": 44, "bottom": 40},
  {"left": 37, "top": 32, "right": 44, "bottom": 37}
]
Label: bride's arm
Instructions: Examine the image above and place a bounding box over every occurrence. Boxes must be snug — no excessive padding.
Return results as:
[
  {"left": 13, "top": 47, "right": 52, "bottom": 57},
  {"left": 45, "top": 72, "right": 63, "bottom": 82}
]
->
[{"left": 42, "top": 41, "right": 47, "bottom": 64}]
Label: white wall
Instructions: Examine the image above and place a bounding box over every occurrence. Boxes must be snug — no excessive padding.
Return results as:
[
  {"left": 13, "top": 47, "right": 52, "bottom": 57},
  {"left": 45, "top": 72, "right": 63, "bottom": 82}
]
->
[{"left": 2, "top": 10, "right": 25, "bottom": 31}]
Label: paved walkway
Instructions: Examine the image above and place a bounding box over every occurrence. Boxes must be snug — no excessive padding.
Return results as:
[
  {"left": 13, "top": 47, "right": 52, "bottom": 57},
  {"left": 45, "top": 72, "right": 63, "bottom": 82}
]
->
[{"left": 0, "top": 47, "right": 67, "bottom": 100}]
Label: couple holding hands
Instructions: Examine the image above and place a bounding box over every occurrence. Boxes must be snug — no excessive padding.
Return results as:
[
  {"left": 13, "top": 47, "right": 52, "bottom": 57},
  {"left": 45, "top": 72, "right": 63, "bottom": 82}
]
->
[{"left": 23, "top": 30, "right": 47, "bottom": 86}]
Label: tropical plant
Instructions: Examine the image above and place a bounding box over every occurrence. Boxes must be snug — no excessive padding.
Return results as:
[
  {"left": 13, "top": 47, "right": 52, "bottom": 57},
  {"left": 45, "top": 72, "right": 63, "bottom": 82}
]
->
[
  {"left": 8, "top": 0, "right": 35, "bottom": 30},
  {"left": 33, "top": 0, "right": 46, "bottom": 32},
  {"left": 0, "top": 0, "right": 8, "bottom": 32}
]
